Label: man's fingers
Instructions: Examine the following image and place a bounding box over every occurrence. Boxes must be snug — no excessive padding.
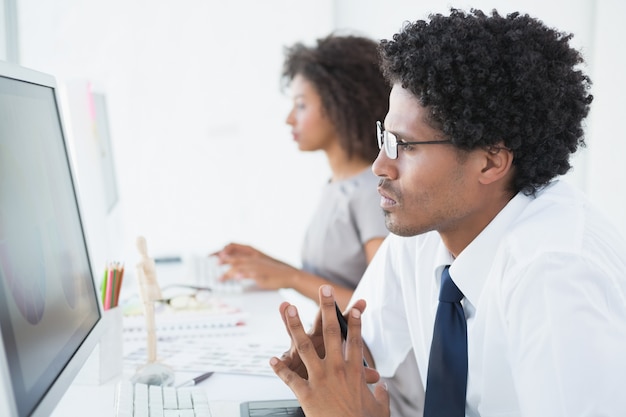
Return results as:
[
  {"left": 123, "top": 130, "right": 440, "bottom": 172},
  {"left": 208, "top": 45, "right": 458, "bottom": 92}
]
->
[
  {"left": 283, "top": 304, "right": 322, "bottom": 374},
  {"left": 346, "top": 307, "right": 366, "bottom": 369},
  {"left": 278, "top": 302, "right": 292, "bottom": 333},
  {"left": 372, "top": 381, "right": 390, "bottom": 408},
  {"left": 364, "top": 367, "right": 381, "bottom": 384},
  {"left": 318, "top": 285, "right": 344, "bottom": 364},
  {"left": 351, "top": 298, "right": 367, "bottom": 315},
  {"left": 270, "top": 356, "right": 308, "bottom": 392},
  {"left": 277, "top": 302, "right": 311, "bottom": 378}
]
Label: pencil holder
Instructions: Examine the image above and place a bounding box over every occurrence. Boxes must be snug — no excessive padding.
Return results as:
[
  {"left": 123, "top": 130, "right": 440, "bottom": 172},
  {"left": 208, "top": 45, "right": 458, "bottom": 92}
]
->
[{"left": 75, "top": 307, "right": 124, "bottom": 385}]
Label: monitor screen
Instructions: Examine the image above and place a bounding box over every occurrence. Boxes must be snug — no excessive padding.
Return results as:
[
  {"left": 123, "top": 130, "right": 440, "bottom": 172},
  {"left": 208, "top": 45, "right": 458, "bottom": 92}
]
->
[{"left": 0, "top": 61, "right": 103, "bottom": 417}]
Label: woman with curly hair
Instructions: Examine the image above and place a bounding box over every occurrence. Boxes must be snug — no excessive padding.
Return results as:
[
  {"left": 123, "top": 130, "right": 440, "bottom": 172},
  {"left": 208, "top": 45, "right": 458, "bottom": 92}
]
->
[
  {"left": 215, "top": 33, "right": 420, "bottom": 417},
  {"left": 215, "top": 34, "right": 389, "bottom": 310},
  {"left": 271, "top": 9, "right": 626, "bottom": 417}
]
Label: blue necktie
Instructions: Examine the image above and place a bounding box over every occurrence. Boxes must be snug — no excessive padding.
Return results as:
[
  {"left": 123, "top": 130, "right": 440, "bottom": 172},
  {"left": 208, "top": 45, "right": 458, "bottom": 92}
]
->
[{"left": 423, "top": 266, "right": 468, "bottom": 417}]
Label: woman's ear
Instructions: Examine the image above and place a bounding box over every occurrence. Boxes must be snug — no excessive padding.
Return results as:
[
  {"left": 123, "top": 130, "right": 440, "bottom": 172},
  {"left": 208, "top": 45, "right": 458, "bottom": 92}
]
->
[{"left": 479, "top": 143, "right": 514, "bottom": 185}]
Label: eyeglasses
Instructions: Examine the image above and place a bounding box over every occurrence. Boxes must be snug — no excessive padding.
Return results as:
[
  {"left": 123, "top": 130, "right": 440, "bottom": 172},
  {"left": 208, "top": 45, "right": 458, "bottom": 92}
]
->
[
  {"left": 376, "top": 121, "right": 452, "bottom": 159},
  {"left": 156, "top": 284, "right": 213, "bottom": 310}
]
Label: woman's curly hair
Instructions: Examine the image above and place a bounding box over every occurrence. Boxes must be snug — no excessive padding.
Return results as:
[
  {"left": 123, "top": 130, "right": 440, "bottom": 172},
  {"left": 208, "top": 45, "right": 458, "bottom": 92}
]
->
[
  {"left": 282, "top": 34, "right": 391, "bottom": 162},
  {"left": 379, "top": 8, "right": 593, "bottom": 195}
]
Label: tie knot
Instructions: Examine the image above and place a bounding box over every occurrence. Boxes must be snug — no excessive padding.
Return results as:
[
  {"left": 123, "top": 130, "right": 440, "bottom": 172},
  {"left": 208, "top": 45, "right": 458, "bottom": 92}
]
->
[{"left": 439, "top": 266, "right": 463, "bottom": 303}]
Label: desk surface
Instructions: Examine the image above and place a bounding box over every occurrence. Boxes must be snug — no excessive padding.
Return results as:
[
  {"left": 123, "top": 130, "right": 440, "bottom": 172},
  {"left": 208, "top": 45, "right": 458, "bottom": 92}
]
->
[{"left": 51, "top": 287, "right": 313, "bottom": 417}]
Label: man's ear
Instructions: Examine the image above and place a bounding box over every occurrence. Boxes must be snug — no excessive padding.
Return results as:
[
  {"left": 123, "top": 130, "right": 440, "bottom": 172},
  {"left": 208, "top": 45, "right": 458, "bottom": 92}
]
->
[{"left": 479, "top": 142, "right": 513, "bottom": 185}]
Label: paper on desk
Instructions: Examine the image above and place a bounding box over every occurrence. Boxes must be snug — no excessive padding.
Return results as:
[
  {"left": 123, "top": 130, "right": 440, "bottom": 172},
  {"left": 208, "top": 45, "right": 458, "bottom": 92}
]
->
[
  {"left": 124, "top": 338, "right": 289, "bottom": 377},
  {"left": 122, "top": 301, "right": 248, "bottom": 342}
]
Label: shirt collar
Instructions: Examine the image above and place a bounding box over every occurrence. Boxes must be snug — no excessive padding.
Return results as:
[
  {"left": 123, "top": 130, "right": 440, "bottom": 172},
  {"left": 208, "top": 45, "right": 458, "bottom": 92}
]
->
[{"left": 447, "top": 189, "right": 535, "bottom": 308}]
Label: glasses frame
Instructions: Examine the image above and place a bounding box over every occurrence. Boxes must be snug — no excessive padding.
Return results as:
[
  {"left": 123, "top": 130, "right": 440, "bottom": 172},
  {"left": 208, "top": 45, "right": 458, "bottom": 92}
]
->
[{"left": 376, "top": 120, "right": 453, "bottom": 159}]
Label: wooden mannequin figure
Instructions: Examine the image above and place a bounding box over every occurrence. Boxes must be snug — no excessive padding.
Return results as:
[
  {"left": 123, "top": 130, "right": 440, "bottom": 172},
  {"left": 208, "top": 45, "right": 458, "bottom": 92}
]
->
[
  {"left": 136, "top": 235, "right": 162, "bottom": 304},
  {"left": 132, "top": 236, "right": 174, "bottom": 386}
]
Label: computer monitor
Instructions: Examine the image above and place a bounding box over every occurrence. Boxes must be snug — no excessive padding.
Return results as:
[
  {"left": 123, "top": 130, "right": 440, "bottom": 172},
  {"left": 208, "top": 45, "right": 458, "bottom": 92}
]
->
[{"left": 0, "top": 60, "right": 104, "bottom": 417}]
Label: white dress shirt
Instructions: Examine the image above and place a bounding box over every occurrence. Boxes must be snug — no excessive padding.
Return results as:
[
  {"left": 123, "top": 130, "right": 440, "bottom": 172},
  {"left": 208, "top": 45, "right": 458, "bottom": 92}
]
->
[{"left": 353, "top": 180, "right": 626, "bottom": 416}]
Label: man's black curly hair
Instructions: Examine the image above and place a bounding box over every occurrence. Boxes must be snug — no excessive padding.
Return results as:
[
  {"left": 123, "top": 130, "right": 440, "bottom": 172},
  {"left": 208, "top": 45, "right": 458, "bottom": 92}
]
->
[
  {"left": 379, "top": 8, "right": 593, "bottom": 195},
  {"left": 282, "top": 34, "right": 390, "bottom": 162}
]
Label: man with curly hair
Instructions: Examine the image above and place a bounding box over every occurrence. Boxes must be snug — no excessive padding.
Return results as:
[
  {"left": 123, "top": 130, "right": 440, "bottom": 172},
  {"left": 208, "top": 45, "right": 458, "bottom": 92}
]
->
[{"left": 270, "top": 9, "right": 626, "bottom": 417}]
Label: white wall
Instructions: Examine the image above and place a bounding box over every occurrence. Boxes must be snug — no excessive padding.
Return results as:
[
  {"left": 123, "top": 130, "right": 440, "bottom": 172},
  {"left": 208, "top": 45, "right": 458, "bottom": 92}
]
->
[
  {"left": 584, "top": 0, "right": 626, "bottom": 236},
  {"left": 13, "top": 0, "right": 626, "bottom": 272},
  {"left": 0, "top": 0, "right": 5, "bottom": 59},
  {"left": 1, "top": 0, "right": 18, "bottom": 62},
  {"left": 17, "top": 0, "right": 334, "bottom": 269}
]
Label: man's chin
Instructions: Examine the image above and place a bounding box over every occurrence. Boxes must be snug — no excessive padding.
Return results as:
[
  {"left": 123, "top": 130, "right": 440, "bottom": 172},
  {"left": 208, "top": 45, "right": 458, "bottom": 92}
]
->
[
  {"left": 385, "top": 216, "right": 423, "bottom": 237},
  {"left": 385, "top": 218, "right": 407, "bottom": 237}
]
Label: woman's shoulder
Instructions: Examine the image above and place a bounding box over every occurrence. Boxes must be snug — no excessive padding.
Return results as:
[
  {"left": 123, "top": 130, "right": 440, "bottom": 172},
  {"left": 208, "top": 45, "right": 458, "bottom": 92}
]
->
[{"left": 336, "top": 167, "right": 377, "bottom": 192}]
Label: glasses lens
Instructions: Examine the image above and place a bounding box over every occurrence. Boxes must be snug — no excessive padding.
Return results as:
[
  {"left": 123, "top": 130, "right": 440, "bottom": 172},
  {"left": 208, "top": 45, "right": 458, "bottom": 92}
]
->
[
  {"left": 377, "top": 122, "right": 398, "bottom": 159},
  {"left": 168, "top": 295, "right": 193, "bottom": 309},
  {"left": 385, "top": 131, "right": 398, "bottom": 159},
  {"left": 376, "top": 122, "right": 398, "bottom": 159},
  {"left": 376, "top": 121, "right": 384, "bottom": 150},
  {"left": 167, "top": 290, "right": 213, "bottom": 310}
]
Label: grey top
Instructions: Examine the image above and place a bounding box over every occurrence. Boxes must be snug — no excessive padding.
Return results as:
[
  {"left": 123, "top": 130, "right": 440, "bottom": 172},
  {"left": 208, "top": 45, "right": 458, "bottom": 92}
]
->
[{"left": 300, "top": 168, "right": 388, "bottom": 289}]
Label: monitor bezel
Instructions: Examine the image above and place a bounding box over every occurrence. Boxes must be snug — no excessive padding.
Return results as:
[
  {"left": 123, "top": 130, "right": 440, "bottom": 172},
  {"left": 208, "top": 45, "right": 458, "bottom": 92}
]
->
[{"left": 0, "top": 59, "right": 105, "bottom": 417}]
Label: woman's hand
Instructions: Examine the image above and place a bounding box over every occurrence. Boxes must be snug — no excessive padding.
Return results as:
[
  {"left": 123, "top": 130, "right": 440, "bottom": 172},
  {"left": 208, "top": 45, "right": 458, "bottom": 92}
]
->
[
  {"left": 220, "top": 256, "right": 298, "bottom": 290},
  {"left": 270, "top": 285, "right": 390, "bottom": 417},
  {"left": 214, "top": 243, "right": 269, "bottom": 262},
  {"left": 213, "top": 243, "right": 295, "bottom": 289}
]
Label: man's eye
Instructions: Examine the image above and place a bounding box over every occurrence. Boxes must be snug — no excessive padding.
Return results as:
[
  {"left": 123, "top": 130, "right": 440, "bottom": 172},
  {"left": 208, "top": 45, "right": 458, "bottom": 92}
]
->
[{"left": 397, "top": 141, "right": 414, "bottom": 151}]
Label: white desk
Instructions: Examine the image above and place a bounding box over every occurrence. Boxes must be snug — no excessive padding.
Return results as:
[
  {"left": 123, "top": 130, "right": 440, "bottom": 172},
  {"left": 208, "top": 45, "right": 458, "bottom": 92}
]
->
[{"left": 52, "top": 288, "right": 313, "bottom": 416}]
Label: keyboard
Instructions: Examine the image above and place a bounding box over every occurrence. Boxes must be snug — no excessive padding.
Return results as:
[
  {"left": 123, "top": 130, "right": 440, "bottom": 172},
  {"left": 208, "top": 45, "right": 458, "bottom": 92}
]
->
[{"left": 115, "top": 381, "right": 211, "bottom": 417}]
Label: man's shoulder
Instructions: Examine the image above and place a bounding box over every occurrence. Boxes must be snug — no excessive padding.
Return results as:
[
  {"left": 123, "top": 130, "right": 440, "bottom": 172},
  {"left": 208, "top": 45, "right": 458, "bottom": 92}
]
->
[
  {"left": 515, "top": 180, "right": 588, "bottom": 228},
  {"left": 507, "top": 180, "right": 626, "bottom": 259}
]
